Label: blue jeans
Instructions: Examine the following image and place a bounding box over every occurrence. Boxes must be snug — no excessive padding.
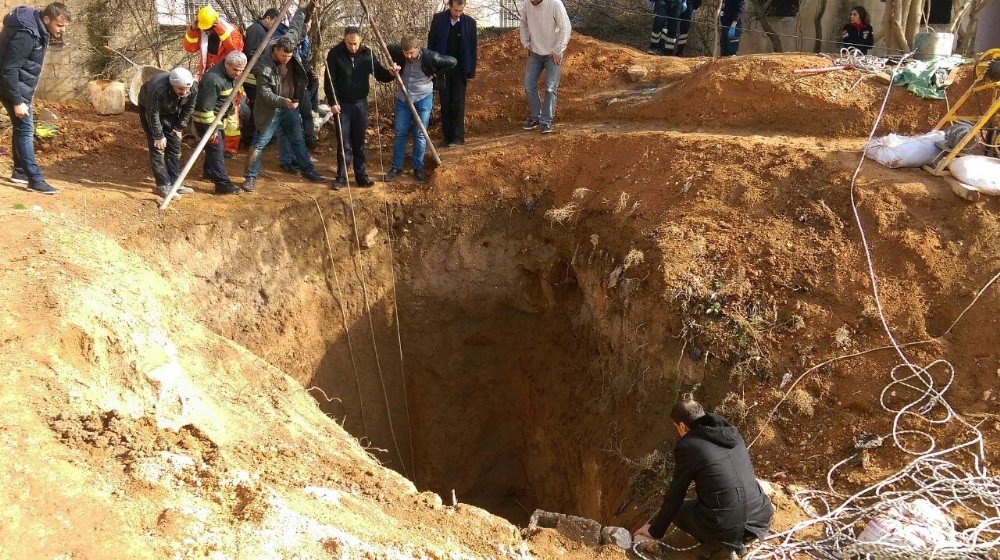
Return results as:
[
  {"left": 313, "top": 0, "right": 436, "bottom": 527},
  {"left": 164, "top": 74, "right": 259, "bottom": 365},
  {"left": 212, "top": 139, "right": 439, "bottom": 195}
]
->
[
  {"left": 0, "top": 97, "right": 43, "bottom": 182},
  {"left": 524, "top": 52, "right": 561, "bottom": 127},
  {"left": 391, "top": 94, "right": 432, "bottom": 171},
  {"left": 246, "top": 107, "right": 316, "bottom": 179},
  {"left": 277, "top": 95, "right": 317, "bottom": 165}
]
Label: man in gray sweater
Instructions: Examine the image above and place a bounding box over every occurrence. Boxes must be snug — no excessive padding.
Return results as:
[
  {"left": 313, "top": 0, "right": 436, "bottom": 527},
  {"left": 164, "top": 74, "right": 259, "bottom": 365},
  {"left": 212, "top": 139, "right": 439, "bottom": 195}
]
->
[{"left": 519, "top": 0, "right": 571, "bottom": 134}]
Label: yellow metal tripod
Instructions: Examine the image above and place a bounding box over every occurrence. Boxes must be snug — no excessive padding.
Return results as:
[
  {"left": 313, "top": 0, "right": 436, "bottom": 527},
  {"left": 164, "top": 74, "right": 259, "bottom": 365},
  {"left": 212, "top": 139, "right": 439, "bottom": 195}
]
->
[{"left": 924, "top": 48, "right": 1000, "bottom": 176}]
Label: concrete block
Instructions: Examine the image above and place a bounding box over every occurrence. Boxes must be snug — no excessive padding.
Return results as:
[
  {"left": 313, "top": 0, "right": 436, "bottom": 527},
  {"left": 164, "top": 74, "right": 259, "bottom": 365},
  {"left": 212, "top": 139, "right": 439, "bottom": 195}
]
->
[
  {"left": 600, "top": 526, "right": 632, "bottom": 549},
  {"left": 528, "top": 509, "right": 602, "bottom": 546}
]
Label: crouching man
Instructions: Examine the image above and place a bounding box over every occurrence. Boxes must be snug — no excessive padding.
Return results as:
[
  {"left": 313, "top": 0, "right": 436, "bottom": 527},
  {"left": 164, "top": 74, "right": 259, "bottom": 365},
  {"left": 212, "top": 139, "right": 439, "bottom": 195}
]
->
[
  {"left": 633, "top": 395, "right": 773, "bottom": 560},
  {"left": 139, "top": 67, "right": 198, "bottom": 199},
  {"left": 384, "top": 36, "right": 456, "bottom": 182}
]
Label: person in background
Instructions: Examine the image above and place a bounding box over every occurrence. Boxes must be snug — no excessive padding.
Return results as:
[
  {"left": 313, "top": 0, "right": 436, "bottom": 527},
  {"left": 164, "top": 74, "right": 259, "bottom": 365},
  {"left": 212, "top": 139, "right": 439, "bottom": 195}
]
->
[
  {"left": 324, "top": 27, "right": 397, "bottom": 189},
  {"left": 519, "top": 0, "right": 571, "bottom": 134},
  {"left": 633, "top": 395, "right": 773, "bottom": 560},
  {"left": 184, "top": 5, "right": 245, "bottom": 156},
  {"left": 428, "top": 0, "right": 477, "bottom": 149},
  {"left": 242, "top": 7, "right": 279, "bottom": 146},
  {"left": 841, "top": 6, "right": 874, "bottom": 55},
  {"left": 718, "top": 0, "right": 745, "bottom": 57},
  {"left": 675, "top": 0, "right": 701, "bottom": 56},
  {"left": 138, "top": 67, "right": 198, "bottom": 199},
  {"left": 192, "top": 51, "right": 247, "bottom": 195},
  {"left": 0, "top": 2, "right": 71, "bottom": 194},
  {"left": 277, "top": 18, "right": 318, "bottom": 174},
  {"left": 384, "top": 36, "right": 456, "bottom": 182},
  {"left": 647, "top": 0, "right": 683, "bottom": 56}
]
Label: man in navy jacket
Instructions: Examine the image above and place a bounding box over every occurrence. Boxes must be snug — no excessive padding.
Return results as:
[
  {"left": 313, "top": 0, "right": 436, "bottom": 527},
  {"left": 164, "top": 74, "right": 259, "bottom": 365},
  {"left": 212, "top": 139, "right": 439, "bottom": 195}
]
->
[
  {"left": 0, "top": 2, "right": 70, "bottom": 194},
  {"left": 427, "top": 0, "right": 476, "bottom": 148},
  {"left": 634, "top": 396, "right": 773, "bottom": 559}
]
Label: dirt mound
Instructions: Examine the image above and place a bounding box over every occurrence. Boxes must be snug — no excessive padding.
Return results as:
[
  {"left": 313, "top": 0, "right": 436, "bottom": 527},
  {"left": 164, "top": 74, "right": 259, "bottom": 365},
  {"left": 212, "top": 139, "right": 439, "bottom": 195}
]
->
[
  {"left": 468, "top": 34, "right": 967, "bottom": 137},
  {"left": 467, "top": 31, "right": 693, "bottom": 134}
]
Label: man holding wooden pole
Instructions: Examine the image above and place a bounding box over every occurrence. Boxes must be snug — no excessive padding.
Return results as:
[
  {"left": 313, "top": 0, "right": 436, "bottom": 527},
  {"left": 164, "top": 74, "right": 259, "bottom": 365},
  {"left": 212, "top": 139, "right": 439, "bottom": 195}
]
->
[{"left": 384, "top": 36, "right": 456, "bottom": 182}]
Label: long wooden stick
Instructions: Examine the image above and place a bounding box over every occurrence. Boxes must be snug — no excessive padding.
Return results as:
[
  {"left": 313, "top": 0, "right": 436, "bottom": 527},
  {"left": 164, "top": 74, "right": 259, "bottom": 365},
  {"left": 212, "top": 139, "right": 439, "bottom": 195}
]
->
[
  {"left": 160, "top": 0, "right": 299, "bottom": 209},
  {"left": 323, "top": 65, "right": 352, "bottom": 184},
  {"left": 356, "top": 0, "right": 442, "bottom": 166}
]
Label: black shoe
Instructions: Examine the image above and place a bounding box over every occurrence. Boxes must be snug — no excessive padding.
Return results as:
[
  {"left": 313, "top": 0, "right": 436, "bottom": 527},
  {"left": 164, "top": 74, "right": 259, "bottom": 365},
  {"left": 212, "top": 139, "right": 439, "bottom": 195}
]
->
[
  {"left": 215, "top": 184, "right": 241, "bottom": 195},
  {"left": 241, "top": 177, "right": 256, "bottom": 192},
  {"left": 646, "top": 46, "right": 666, "bottom": 55},
  {"left": 224, "top": 151, "right": 234, "bottom": 159},
  {"left": 452, "top": 139, "right": 465, "bottom": 146},
  {"left": 384, "top": 168, "right": 403, "bottom": 181},
  {"left": 522, "top": 120, "right": 539, "bottom": 130},
  {"left": 540, "top": 123, "right": 553, "bottom": 134},
  {"left": 438, "top": 140, "right": 452, "bottom": 149},
  {"left": 279, "top": 163, "right": 301, "bottom": 174},
  {"left": 176, "top": 185, "right": 195, "bottom": 194},
  {"left": 356, "top": 175, "right": 376, "bottom": 188},
  {"left": 27, "top": 179, "right": 58, "bottom": 195},
  {"left": 10, "top": 168, "right": 28, "bottom": 184},
  {"left": 331, "top": 177, "right": 347, "bottom": 190},
  {"left": 413, "top": 168, "right": 428, "bottom": 181},
  {"left": 302, "top": 171, "right": 327, "bottom": 183}
]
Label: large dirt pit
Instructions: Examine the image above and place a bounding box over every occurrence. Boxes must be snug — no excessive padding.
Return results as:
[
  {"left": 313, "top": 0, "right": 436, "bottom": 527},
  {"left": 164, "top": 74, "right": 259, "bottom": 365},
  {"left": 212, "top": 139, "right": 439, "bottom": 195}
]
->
[{"left": 1, "top": 32, "right": 999, "bottom": 559}]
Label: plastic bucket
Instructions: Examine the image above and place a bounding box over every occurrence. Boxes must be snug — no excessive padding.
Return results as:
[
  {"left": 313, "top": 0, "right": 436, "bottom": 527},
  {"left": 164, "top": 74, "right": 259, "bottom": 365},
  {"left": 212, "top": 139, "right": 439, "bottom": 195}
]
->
[
  {"left": 88, "top": 80, "right": 127, "bottom": 115},
  {"left": 913, "top": 32, "right": 955, "bottom": 61},
  {"left": 128, "top": 65, "right": 167, "bottom": 106}
]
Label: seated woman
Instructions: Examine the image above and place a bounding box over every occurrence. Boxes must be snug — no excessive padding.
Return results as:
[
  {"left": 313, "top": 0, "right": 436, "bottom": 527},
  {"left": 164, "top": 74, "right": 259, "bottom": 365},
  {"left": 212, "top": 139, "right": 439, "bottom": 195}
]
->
[{"left": 842, "top": 6, "right": 874, "bottom": 54}]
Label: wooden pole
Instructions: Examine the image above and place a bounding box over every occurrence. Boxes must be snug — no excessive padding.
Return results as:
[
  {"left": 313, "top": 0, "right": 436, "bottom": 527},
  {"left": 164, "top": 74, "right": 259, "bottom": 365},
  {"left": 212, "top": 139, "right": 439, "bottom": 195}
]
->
[
  {"left": 160, "top": 0, "right": 301, "bottom": 209},
  {"left": 323, "top": 65, "right": 353, "bottom": 184},
  {"left": 356, "top": 0, "right": 442, "bottom": 166}
]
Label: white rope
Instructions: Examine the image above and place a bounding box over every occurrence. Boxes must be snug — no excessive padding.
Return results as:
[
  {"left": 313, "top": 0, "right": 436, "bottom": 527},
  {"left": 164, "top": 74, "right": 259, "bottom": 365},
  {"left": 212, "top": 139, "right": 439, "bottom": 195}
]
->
[
  {"left": 746, "top": 52, "right": 1000, "bottom": 559},
  {"left": 833, "top": 46, "right": 889, "bottom": 73}
]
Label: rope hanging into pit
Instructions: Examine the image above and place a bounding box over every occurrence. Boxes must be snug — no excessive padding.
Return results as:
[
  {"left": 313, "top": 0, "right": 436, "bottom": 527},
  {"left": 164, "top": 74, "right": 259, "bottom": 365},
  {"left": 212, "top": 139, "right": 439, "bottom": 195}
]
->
[
  {"left": 383, "top": 201, "right": 416, "bottom": 479},
  {"left": 744, "top": 53, "right": 1000, "bottom": 559}
]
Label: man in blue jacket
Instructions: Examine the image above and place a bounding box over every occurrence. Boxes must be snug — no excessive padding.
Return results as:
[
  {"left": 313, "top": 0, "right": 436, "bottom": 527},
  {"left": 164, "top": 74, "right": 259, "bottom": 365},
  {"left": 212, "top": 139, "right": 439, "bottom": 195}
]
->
[
  {"left": 427, "top": 0, "right": 476, "bottom": 149},
  {"left": 0, "top": 2, "right": 70, "bottom": 194}
]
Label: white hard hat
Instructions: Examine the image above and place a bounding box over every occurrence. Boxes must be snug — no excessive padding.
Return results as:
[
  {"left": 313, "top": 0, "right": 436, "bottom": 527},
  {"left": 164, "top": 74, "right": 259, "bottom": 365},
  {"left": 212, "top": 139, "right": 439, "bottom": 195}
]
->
[{"left": 168, "top": 67, "right": 194, "bottom": 88}]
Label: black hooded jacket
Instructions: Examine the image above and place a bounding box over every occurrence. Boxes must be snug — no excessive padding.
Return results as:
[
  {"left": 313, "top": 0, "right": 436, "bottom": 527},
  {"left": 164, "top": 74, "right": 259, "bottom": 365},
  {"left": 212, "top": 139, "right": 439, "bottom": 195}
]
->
[
  {"left": 324, "top": 41, "right": 394, "bottom": 105},
  {"left": 649, "top": 414, "right": 773, "bottom": 546},
  {"left": 0, "top": 7, "right": 50, "bottom": 105}
]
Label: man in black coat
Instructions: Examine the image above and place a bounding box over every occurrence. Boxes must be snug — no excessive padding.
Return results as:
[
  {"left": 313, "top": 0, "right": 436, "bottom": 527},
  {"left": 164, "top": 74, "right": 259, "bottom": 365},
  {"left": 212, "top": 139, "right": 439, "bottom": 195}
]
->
[
  {"left": 427, "top": 0, "right": 477, "bottom": 149},
  {"left": 0, "top": 2, "right": 70, "bottom": 194},
  {"left": 138, "top": 67, "right": 198, "bottom": 199},
  {"left": 324, "top": 26, "right": 397, "bottom": 190},
  {"left": 241, "top": 7, "right": 279, "bottom": 146},
  {"left": 634, "top": 396, "right": 773, "bottom": 560}
]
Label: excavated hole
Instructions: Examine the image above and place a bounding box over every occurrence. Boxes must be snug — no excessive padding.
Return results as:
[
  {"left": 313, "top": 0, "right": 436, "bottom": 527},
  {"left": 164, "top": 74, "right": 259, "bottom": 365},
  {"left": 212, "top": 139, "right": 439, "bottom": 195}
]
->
[{"left": 181, "top": 199, "right": 682, "bottom": 527}]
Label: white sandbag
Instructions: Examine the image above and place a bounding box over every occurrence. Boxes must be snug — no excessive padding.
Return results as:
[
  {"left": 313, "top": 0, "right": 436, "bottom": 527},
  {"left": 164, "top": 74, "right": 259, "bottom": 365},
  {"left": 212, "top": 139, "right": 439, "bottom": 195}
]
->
[
  {"left": 865, "top": 131, "right": 945, "bottom": 168},
  {"left": 949, "top": 155, "right": 1000, "bottom": 196},
  {"left": 855, "top": 498, "right": 959, "bottom": 553}
]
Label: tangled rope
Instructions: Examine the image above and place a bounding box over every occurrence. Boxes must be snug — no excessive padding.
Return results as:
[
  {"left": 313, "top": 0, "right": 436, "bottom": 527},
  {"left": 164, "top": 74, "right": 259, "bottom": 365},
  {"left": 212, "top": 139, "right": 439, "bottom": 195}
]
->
[
  {"left": 832, "top": 47, "right": 889, "bottom": 73},
  {"left": 744, "top": 52, "right": 1000, "bottom": 559}
]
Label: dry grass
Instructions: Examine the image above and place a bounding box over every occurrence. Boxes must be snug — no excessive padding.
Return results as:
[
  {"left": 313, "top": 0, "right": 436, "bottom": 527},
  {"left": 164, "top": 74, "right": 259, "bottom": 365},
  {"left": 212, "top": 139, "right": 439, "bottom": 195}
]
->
[
  {"left": 787, "top": 388, "right": 816, "bottom": 417},
  {"left": 613, "top": 192, "right": 630, "bottom": 214},
  {"left": 833, "top": 325, "right": 853, "bottom": 348},
  {"left": 544, "top": 202, "right": 581, "bottom": 225},
  {"left": 623, "top": 249, "right": 644, "bottom": 270},
  {"left": 572, "top": 188, "right": 591, "bottom": 200}
]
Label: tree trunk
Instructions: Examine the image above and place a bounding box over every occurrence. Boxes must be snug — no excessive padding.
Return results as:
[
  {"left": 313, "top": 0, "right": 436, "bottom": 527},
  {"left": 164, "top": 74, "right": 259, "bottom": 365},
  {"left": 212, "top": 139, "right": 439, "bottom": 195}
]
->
[
  {"left": 713, "top": 0, "right": 724, "bottom": 57},
  {"left": 957, "top": 0, "right": 987, "bottom": 54},
  {"left": 813, "top": 0, "right": 827, "bottom": 53},
  {"left": 904, "top": 0, "right": 922, "bottom": 49},
  {"left": 749, "top": 0, "right": 784, "bottom": 53}
]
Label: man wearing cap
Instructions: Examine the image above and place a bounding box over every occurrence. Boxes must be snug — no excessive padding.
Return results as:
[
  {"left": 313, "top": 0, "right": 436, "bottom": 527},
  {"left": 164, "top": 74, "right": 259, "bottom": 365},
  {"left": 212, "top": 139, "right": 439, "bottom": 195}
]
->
[
  {"left": 138, "top": 67, "right": 198, "bottom": 199},
  {"left": 184, "top": 5, "right": 244, "bottom": 156}
]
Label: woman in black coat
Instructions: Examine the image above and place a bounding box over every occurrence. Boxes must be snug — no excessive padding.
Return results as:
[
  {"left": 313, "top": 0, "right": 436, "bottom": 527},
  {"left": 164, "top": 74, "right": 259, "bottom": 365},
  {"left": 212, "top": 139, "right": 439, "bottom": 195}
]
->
[{"left": 842, "top": 5, "right": 874, "bottom": 54}]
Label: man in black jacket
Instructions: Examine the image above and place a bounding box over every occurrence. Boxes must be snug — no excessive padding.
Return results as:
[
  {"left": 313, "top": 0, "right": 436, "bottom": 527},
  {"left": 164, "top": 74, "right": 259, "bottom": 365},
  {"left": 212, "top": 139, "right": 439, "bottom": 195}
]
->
[
  {"left": 243, "top": 3, "right": 325, "bottom": 193},
  {"left": 324, "top": 27, "right": 397, "bottom": 189},
  {"left": 634, "top": 396, "right": 773, "bottom": 560},
  {"left": 0, "top": 2, "right": 70, "bottom": 194},
  {"left": 427, "top": 0, "right": 477, "bottom": 149},
  {"left": 139, "top": 67, "right": 198, "bottom": 199},
  {"left": 241, "top": 7, "right": 279, "bottom": 146},
  {"left": 385, "top": 36, "right": 456, "bottom": 182}
]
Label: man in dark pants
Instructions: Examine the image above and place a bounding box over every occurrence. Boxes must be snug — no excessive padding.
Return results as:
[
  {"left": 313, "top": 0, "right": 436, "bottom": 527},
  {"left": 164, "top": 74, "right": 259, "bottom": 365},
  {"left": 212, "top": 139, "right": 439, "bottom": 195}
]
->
[
  {"left": 719, "top": 0, "right": 745, "bottom": 57},
  {"left": 675, "top": 0, "right": 701, "bottom": 56},
  {"left": 0, "top": 2, "right": 70, "bottom": 194},
  {"left": 428, "top": 0, "right": 476, "bottom": 149},
  {"left": 138, "top": 67, "right": 198, "bottom": 199},
  {"left": 634, "top": 396, "right": 773, "bottom": 560},
  {"left": 647, "top": 0, "right": 681, "bottom": 55},
  {"left": 242, "top": 7, "right": 279, "bottom": 147},
  {"left": 192, "top": 51, "right": 247, "bottom": 195},
  {"left": 324, "top": 26, "right": 397, "bottom": 189}
]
